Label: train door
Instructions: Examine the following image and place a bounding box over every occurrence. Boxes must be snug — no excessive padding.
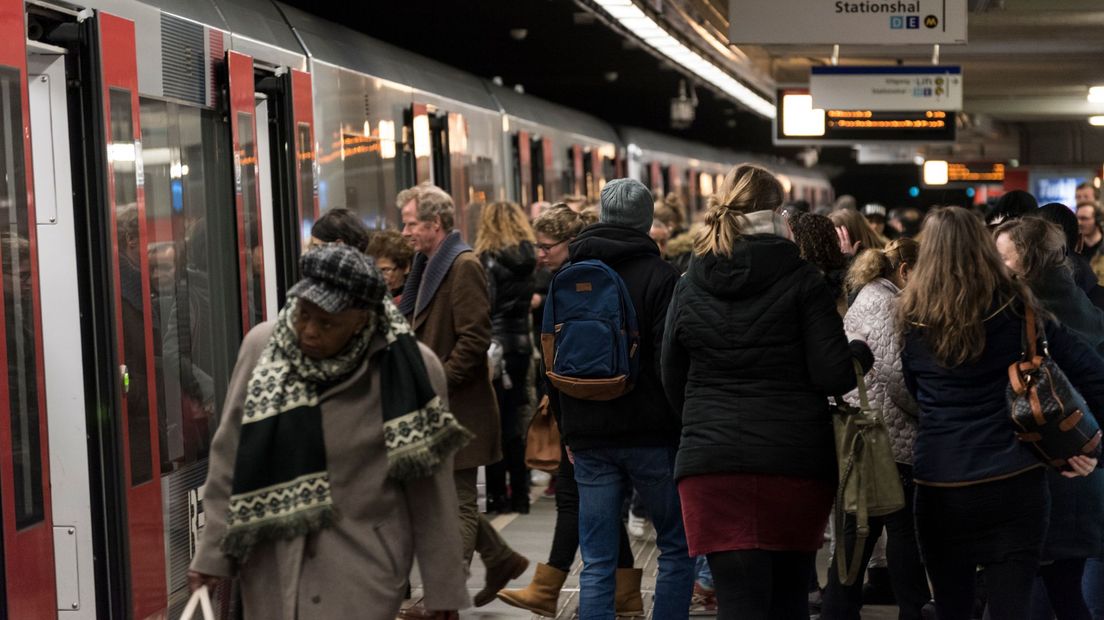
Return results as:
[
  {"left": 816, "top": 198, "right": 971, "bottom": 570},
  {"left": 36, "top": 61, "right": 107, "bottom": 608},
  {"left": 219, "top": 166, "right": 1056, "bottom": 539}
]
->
[
  {"left": 0, "top": 0, "right": 57, "bottom": 617},
  {"left": 537, "top": 137, "right": 552, "bottom": 203},
  {"left": 569, "top": 145, "right": 583, "bottom": 196}
]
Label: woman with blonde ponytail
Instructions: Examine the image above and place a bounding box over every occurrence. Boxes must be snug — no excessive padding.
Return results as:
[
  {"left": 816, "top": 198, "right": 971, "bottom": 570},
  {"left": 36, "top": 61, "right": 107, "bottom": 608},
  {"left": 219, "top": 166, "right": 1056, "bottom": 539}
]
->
[
  {"left": 662, "top": 164, "right": 871, "bottom": 620},
  {"left": 822, "top": 238, "right": 932, "bottom": 619}
]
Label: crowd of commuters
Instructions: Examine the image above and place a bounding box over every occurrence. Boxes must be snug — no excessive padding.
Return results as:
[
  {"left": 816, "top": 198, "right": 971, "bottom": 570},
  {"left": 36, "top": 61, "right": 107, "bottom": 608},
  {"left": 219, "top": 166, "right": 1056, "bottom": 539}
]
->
[{"left": 188, "top": 166, "right": 1104, "bottom": 620}]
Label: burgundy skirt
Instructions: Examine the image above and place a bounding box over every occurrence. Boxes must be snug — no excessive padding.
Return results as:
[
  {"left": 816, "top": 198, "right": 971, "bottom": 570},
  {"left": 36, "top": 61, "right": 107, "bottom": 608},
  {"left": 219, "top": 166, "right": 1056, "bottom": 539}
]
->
[{"left": 678, "top": 472, "right": 834, "bottom": 556}]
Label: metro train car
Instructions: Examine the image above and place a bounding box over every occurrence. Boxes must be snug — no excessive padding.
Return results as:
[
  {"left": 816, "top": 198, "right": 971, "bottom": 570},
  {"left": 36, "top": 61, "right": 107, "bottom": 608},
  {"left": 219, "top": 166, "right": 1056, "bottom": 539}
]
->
[{"left": 0, "top": 0, "right": 832, "bottom": 618}]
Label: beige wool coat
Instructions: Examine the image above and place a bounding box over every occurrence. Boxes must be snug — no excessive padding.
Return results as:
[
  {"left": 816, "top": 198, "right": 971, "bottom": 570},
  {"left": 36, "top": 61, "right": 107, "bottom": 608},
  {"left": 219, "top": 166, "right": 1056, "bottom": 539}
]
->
[
  {"left": 411, "top": 251, "right": 502, "bottom": 470},
  {"left": 191, "top": 321, "right": 471, "bottom": 619}
]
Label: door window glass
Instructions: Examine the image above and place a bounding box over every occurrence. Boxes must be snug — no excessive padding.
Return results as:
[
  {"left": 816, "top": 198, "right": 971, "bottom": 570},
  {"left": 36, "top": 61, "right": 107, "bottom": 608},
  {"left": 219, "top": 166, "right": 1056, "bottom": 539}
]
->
[
  {"left": 109, "top": 88, "right": 154, "bottom": 487},
  {"left": 238, "top": 112, "right": 263, "bottom": 327},
  {"left": 140, "top": 98, "right": 232, "bottom": 472},
  {"left": 0, "top": 65, "right": 43, "bottom": 528},
  {"left": 297, "top": 122, "right": 315, "bottom": 249}
]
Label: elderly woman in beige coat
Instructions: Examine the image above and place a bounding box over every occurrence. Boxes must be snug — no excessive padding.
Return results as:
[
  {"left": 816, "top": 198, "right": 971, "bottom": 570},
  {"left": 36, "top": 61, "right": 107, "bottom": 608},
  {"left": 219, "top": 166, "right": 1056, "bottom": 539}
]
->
[{"left": 189, "top": 244, "right": 472, "bottom": 619}]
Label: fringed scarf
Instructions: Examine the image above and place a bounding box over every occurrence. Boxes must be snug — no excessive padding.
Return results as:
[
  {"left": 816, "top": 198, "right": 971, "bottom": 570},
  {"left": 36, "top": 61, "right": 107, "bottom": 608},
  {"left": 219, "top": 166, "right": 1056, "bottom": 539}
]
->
[{"left": 220, "top": 297, "right": 472, "bottom": 561}]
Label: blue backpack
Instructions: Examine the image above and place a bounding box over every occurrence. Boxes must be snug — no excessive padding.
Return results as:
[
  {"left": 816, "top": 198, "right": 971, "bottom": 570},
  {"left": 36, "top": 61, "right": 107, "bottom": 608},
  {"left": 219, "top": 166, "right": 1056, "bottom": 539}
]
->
[{"left": 540, "top": 259, "right": 640, "bottom": 401}]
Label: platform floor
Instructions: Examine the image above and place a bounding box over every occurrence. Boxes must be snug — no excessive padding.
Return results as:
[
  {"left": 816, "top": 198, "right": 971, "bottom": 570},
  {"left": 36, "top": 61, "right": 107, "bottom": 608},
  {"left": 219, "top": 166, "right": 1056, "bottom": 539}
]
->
[{"left": 404, "top": 485, "right": 899, "bottom": 619}]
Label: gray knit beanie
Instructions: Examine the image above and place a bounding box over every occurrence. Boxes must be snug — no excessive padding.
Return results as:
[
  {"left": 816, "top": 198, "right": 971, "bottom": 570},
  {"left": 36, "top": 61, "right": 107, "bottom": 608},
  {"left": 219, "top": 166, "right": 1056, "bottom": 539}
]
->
[{"left": 599, "top": 179, "right": 654, "bottom": 235}]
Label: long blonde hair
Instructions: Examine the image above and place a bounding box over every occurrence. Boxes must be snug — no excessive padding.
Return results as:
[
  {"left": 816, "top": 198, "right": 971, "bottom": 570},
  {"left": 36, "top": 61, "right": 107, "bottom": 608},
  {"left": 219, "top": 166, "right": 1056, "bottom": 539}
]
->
[
  {"left": 830, "top": 208, "right": 885, "bottom": 253},
  {"left": 474, "top": 201, "right": 536, "bottom": 255},
  {"left": 846, "top": 237, "right": 919, "bottom": 293},
  {"left": 899, "top": 207, "right": 1034, "bottom": 366},
  {"left": 693, "top": 164, "right": 784, "bottom": 257}
]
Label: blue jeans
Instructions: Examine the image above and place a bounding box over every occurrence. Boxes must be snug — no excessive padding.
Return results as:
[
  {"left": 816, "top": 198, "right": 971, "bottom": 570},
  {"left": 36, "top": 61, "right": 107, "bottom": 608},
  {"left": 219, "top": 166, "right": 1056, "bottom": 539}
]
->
[
  {"left": 1086, "top": 557, "right": 1104, "bottom": 619},
  {"left": 696, "top": 555, "right": 714, "bottom": 590},
  {"left": 574, "top": 446, "right": 695, "bottom": 620}
]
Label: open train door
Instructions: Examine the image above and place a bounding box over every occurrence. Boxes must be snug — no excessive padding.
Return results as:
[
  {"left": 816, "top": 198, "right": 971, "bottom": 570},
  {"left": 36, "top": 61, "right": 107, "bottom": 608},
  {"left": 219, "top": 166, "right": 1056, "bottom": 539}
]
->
[
  {"left": 94, "top": 11, "right": 167, "bottom": 618},
  {"left": 0, "top": 0, "right": 57, "bottom": 617},
  {"left": 226, "top": 51, "right": 267, "bottom": 332}
]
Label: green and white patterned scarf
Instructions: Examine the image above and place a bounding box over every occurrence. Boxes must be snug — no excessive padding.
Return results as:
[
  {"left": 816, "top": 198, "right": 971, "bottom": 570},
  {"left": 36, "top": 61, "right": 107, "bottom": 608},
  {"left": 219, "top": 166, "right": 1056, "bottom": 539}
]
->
[{"left": 220, "top": 297, "right": 471, "bottom": 561}]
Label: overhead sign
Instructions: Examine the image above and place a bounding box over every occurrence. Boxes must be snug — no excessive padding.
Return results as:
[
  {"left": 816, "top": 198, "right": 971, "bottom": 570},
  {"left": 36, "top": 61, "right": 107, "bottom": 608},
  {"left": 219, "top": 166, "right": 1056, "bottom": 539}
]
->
[
  {"left": 774, "top": 88, "right": 956, "bottom": 145},
  {"left": 729, "top": 0, "right": 967, "bottom": 45},
  {"left": 947, "top": 162, "right": 1004, "bottom": 183},
  {"left": 811, "top": 66, "right": 962, "bottom": 111}
]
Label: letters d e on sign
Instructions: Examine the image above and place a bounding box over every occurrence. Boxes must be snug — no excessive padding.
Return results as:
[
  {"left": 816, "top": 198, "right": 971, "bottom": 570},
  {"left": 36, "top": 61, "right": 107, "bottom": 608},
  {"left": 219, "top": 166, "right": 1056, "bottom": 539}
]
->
[{"left": 728, "top": 0, "right": 967, "bottom": 45}]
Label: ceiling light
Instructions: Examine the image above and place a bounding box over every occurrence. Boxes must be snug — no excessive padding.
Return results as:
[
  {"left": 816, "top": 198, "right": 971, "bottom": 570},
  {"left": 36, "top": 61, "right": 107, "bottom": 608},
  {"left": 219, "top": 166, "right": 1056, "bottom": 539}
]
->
[
  {"left": 781, "top": 94, "right": 824, "bottom": 136},
  {"left": 924, "top": 160, "right": 949, "bottom": 185},
  {"left": 1091, "top": 116, "right": 1104, "bottom": 126},
  {"left": 591, "top": 0, "right": 773, "bottom": 118},
  {"left": 1090, "top": 87, "right": 1104, "bottom": 103}
]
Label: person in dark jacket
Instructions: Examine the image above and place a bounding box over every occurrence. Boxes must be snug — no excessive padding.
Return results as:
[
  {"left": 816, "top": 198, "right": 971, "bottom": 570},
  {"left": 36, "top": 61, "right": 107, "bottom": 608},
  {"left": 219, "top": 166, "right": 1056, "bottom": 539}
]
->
[
  {"left": 476, "top": 201, "right": 538, "bottom": 514},
  {"left": 550, "top": 178, "right": 693, "bottom": 619},
  {"left": 662, "top": 164, "right": 867, "bottom": 620},
  {"left": 498, "top": 203, "right": 643, "bottom": 616},
  {"left": 1031, "top": 203, "right": 1104, "bottom": 310},
  {"left": 900, "top": 207, "right": 1104, "bottom": 620},
  {"left": 992, "top": 215, "right": 1104, "bottom": 620},
  {"left": 995, "top": 217, "right": 1104, "bottom": 355},
  {"left": 790, "top": 211, "right": 850, "bottom": 316}
]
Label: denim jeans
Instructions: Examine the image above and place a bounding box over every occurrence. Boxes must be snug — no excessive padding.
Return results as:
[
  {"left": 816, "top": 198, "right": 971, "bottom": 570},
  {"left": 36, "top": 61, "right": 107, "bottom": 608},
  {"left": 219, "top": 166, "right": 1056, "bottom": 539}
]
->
[
  {"left": 1084, "top": 557, "right": 1104, "bottom": 619},
  {"left": 574, "top": 446, "right": 695, "bottom": 619},
  {"left": 696, "top": 555, "right": 714, "bottom": 590}
]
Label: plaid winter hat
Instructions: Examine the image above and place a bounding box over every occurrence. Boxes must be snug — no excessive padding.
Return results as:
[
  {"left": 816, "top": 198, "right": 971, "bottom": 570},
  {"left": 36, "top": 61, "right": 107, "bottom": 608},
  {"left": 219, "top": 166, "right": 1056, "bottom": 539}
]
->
[{"left": 287, "top": 243, "right": 386, "bottom": 313}]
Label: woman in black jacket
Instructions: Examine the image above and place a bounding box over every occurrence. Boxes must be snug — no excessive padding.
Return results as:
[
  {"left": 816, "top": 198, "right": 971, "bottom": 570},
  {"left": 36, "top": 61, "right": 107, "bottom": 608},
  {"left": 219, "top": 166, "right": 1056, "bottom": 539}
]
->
[
  {"left": 901, "top": 207, "right": 1104, "bottom": 620},
  {"left": 992, "top": 216, "right": 1104, "bottom": 619},
  {"left": 662, "top": 164, "right": 868, "bottom": 620},
  {"left": 476, "top": 201, "right": 537, "bottom": 514}
]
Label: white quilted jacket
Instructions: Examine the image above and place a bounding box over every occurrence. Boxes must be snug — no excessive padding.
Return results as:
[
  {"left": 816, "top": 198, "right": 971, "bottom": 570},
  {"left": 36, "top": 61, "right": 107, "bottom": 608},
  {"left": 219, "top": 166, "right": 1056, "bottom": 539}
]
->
[{"left": 843, "top": 277, "right": 918, "bottom": 464}]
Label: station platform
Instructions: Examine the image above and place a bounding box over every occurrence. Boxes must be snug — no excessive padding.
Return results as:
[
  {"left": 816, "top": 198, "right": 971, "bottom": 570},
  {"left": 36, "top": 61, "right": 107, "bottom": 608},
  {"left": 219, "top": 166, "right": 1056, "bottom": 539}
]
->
[{"left": 404, "top": 482, "right": 899, "bottom": 619}]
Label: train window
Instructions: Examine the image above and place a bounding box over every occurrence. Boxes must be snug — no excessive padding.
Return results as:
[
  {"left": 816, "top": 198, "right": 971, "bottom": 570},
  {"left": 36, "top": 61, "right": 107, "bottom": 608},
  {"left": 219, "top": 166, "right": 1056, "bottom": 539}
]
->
[
  {"left": 238, "top": 112, "right": 263, "bottom": 328},
  {"left": 139, "top": 98, "right": 231, "bottom": 472},
  {"left": 0, "top": 65, "right": 43, "bottom": 528},
  {"left": 109, "top": 88, "right": 155, "bottom": 486},
  {"left": 297, "top": 122, "right": 315, "bottom": 247}
]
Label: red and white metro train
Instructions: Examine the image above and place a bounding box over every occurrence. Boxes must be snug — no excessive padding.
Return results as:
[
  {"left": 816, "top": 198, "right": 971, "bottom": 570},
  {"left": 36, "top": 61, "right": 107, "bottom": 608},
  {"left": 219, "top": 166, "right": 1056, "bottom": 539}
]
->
[{"left": 0, "top": 0, "right": 832, "bottom": 617}]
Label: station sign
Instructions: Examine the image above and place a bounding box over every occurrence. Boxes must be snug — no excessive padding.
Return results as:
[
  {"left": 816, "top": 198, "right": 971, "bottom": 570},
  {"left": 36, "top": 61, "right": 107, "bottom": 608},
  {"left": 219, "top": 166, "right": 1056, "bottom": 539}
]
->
[
  {"left": 774, "top": 87, "right": 956, "bottom": 145},
  {"left": 811, "top": 66, "right": 962, "bottom": 111},
  {"left": 729, "top": 0, "right": 967, "bottom": 45},
  {"left": 947, "top": 162, "right": 1004, "bottom": 183}
]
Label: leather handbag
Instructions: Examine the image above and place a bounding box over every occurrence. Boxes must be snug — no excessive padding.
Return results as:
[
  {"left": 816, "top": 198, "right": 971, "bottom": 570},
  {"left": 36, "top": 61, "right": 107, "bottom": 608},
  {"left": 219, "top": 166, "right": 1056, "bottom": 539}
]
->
[
  {"left": 832, "top": 359, "right": 905, "bottom": 586},
  {"left": 525, "top": 395, "right": 561, "bottom": 472},
  {"left": 1007, "top": 305, "right": 1103, "bottom": 470}
]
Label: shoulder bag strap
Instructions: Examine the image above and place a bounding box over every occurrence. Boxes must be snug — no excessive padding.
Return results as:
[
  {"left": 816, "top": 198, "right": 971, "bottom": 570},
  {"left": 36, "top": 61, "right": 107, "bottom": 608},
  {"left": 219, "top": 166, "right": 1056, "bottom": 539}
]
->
[
  {"left": 1024, "top": 303, "right": 1038, "bottom": 360},
  {"left": 852, "top": 358, "right": 873, "bottom": 412}
]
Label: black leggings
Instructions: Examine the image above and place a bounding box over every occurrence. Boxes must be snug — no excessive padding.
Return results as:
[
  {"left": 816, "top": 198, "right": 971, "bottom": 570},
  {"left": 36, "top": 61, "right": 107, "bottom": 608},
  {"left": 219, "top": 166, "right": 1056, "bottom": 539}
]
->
[
  {"left": 1031, "top": 558, "right": 1092, "bottom": 620},
  {"left": 486, "top": 352, "right": 531, "bottom": 503},
  {"left": 707, "top": 549, "right": 814, "bottom": 620},
  {"left": 547, "top": 442, "right": 633, "bottom": 572},
  {"left": 822, "top": 465, "right": 930, "bottom": 620}
]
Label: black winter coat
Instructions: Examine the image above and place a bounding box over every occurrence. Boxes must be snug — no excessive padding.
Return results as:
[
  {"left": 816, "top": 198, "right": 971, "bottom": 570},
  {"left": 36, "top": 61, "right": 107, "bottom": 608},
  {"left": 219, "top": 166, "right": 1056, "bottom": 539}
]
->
[
  {"left": 550, "top": 224, "right": 681, "bottom": 450},
  {"left": 662, "top": 235, "right": 859, "bottom": 481},
  {"left": 481, "top": 242, "right": 537, "bottom": 354},
  {"left": 1032, "top": 266, "right": 1104, "bottom": 356}
]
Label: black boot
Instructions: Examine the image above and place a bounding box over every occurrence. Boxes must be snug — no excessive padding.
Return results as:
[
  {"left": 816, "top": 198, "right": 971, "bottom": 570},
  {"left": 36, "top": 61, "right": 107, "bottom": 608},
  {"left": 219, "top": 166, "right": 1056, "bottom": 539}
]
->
[{"left": 485, "top": 495, "right": 509, "bottom": 515}]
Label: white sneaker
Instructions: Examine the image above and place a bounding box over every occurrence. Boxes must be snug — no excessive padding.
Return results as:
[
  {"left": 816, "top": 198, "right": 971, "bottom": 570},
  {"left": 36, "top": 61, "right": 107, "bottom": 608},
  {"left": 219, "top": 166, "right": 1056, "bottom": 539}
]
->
[{"left": 627, "top": 513, "right": 647, "bottom": 539}]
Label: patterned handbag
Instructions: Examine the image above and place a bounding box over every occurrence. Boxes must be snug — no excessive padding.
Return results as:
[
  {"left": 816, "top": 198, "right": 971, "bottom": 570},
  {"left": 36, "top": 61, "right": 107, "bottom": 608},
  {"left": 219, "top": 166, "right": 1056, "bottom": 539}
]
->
[{"left": 1007, "top": 305, "right": 1103, "bottom": 469}]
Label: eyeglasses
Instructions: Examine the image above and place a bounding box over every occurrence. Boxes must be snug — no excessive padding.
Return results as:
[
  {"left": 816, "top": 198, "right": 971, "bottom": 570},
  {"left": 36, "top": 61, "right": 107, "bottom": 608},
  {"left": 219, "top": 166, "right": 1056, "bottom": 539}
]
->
[{"left": 536, "top": 239, "right": 570, "bottom": 253}]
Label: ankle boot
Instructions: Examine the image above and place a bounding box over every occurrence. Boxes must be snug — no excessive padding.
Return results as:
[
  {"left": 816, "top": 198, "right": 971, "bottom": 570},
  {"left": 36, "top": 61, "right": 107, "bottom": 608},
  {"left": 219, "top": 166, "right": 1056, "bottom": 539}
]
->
[
  {"left": 615, "top": 568, "right": 645, "bottom": 617},
  {"left": 496, "top": 563, "right": 567, "bottom": 617}
]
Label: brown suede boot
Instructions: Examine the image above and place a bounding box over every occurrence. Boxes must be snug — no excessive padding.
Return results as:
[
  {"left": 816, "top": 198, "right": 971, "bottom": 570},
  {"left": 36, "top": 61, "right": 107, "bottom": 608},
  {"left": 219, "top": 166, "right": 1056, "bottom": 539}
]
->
[
  {"left": 495, "top": 562, "right": 567, "bottom": 617},
  {"left": 615, "top": 567, "right": 645, "bottom": 617},
  {"left": 474, "top": 551, "right": 530, "bottom": 607}
]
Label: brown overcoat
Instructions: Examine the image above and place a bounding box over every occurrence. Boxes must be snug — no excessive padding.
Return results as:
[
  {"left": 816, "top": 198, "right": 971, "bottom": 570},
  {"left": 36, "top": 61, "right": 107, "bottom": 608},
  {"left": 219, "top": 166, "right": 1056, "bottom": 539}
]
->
[
  {"left": 411, "top": 251, "right": 502, "bottom": 470},
  {"left": 190, "top": 322, "right": 471, "bottom": 619}
]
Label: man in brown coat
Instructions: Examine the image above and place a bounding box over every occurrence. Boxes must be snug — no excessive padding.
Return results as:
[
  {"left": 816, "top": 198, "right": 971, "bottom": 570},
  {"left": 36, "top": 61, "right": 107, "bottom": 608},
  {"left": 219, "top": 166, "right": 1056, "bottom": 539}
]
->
[{"left": 396, "top": 184, "right": 530, "bottom": 613}]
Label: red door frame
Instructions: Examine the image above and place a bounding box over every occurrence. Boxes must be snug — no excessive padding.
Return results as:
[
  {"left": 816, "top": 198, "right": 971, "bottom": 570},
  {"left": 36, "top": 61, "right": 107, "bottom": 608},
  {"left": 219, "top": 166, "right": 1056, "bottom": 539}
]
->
[
  {"left": 291, "top": 69, "right": 318, "bottom": 247},
  {"left": 227, "top": 51, "right": 266, "bottom": 330},
  {"left": 571, "top": 145, "right": 583, "bottom": 196},
  {"left": 541, "top": 138, "right": 553, "bottom": 202},
  {"left": 516, "top": 130, "right": 531, "bottom": 204},
  {"left": 99, "top": 12, "right": 167, "bottom": 618},
  {"left": 0, "top": 0, "right": 56, "bottom": 616}
]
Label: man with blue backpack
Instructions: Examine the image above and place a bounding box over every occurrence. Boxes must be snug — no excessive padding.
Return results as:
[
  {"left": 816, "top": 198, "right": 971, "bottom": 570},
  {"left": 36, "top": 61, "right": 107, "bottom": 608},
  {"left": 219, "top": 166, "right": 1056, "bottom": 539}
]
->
[{"left": 542, "top": 178, "right": 694, "bottom": 619}]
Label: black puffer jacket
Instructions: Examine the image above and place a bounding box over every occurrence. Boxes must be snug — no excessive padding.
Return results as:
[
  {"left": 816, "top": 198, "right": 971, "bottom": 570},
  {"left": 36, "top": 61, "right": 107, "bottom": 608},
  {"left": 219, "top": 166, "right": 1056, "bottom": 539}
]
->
[
  {"left": 551, "top": 224, "right": 681, "bottom": 450},
  {"left": 662, "top": 235, "right": 859, "bottom": 481},
  {"left": 481, "top": 241, "right": 537, "bottom": 354}
]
